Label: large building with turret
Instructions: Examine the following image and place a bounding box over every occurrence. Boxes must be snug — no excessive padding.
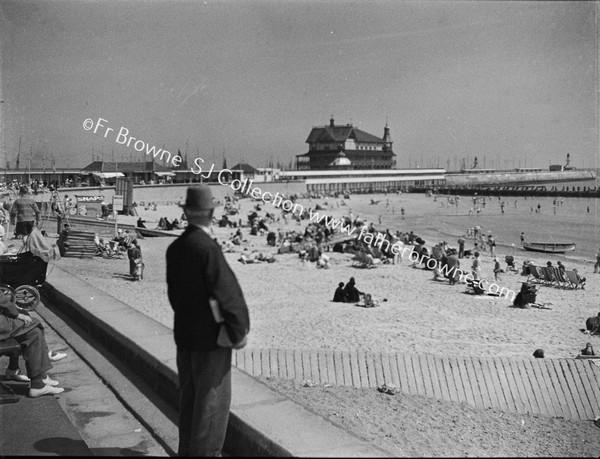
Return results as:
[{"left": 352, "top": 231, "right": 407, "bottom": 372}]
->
[{"left": 296, "top": 116, "right": 396, "bottom": 170}]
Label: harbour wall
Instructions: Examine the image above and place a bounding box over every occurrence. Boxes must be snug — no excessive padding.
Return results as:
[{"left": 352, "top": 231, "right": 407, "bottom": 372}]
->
[{"left": 445, "top": 170, "right": 596, "bottom": 187}]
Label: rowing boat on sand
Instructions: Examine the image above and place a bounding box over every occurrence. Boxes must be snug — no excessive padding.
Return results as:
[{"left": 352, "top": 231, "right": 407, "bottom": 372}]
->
[{"left": 523, "top": 241, "right": 576, "bottom": 254}]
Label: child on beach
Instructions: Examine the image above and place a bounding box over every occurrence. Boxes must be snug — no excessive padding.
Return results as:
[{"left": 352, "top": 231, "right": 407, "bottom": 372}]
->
[{"left": 493, "top": 258, "right": 502, "bottom": 282}]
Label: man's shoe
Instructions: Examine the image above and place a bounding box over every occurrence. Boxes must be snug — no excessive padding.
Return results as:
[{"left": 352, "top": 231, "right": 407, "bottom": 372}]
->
[
  {"left": 5, "top": 368, "right": 30, "bottom": 382},
  {"left": 48, "top": 351, "right": 67, "bottom": 362},
  {"left": 42, "top": 376, "right": 60, "bottom": 386},
  {"left": 29, "top": 385, "right": 64, "bottom": 398}
]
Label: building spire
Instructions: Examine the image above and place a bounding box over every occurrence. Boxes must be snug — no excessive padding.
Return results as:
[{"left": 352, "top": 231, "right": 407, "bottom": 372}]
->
[
  {"left": 383, "top": 121, "right": 391, "bottom": 143},
  {"left": 329, "top": 114, "right": 335, "bottom": 127}
]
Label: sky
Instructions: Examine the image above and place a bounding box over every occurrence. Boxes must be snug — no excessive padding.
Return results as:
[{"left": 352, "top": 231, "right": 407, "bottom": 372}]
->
[{"left": 0, "top": 0, "right": 597, "bottom": 171}]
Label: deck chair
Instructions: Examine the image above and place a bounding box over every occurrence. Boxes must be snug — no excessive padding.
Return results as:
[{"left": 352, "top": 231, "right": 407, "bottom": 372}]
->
[
  {"left": 538, "top": 267, "right": 555, "bottom": 286},
  {"left": 551, "top": 267, "right": 569, "bottom": 288},
  {"left": 526, "top": 265, "right": 544, "bottom": 284},
  {"left": 351, "top": 251, "right": 379, "bottom": 268},
  {"left": 565, "top": 270, "right": 586, "bottom": 290},
  {"left": 351, "top": 251, "right": 364, "bottom": 267}
]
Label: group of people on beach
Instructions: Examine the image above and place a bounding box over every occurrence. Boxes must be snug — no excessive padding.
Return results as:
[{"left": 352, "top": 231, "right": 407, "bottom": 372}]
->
[{"left": 332, "top": 277, "right": 363, "bottom": 303}]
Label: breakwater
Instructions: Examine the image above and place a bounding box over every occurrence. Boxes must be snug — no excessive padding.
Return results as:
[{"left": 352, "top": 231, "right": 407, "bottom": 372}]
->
[
  {"left": 445, "top": 169, "right": 596, "bottom": 187},
  {"left": 424, "top": 186, "right": 599, "bottom": 198}
]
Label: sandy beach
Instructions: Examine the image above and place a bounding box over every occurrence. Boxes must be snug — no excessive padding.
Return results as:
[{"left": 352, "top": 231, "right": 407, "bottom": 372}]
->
[
  {"left": 55, "top": 190, "right": 600, "bottom": 360},
  {"left": 45, "top": 189, "right": 600, "bottom": 456}
]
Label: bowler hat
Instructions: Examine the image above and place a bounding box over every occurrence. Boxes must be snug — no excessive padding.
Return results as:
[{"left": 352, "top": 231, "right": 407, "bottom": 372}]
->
[{"left": 179, "top": 185, "right": 216, "bottom": 210}]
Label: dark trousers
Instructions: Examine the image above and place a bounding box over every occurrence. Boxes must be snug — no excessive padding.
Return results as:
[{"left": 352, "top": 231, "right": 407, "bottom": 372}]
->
[
  {"left": 15, "top": 221, "right": 34, "bottom": 237},
  {"left": 13, "top": 321, "right": 52, "bottom": 380},
  {"left": 176, "top": 346, "right": 232, "bottom": 457}
]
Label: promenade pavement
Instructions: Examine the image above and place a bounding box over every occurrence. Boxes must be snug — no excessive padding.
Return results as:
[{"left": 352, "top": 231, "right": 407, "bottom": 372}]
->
[{"left": 0, "top": 303, "right": 170, "bottom": 456}]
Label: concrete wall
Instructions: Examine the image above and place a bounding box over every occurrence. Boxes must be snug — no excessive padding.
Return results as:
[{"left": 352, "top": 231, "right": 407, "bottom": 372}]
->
[{"left": 57, "top": 180, "right": 308, "bottom": 204}]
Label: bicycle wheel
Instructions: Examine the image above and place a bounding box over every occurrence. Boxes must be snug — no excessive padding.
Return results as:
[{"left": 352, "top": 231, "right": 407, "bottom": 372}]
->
[
  {"left": 15, "top": 285, "right": 41, "bottom": 311},
  {"left": 0, "top": 284, "right": 16, "bottom": 303}
]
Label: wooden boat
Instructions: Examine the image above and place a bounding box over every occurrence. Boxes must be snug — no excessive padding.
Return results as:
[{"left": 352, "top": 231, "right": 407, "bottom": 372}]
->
[{"left": 523, "top": 241, "right": 576, "bottom": 254}]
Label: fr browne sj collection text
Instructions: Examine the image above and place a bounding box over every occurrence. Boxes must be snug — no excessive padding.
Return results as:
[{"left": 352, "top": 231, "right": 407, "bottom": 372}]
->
[{"left": 83, "top": 117, "right": 215, "bottom": 177}]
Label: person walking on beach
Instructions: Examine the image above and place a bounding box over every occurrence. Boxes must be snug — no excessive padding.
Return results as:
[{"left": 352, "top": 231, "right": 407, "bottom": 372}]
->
[
  {"left": 493, "top": 257, "right": 502, "bottom": 282},
  {"left": 487, "top": 235, "right": 496, "bottom": 257},
  {"left": 127, "top": 240, "right": 144, "bottom": 281},
  {"left": 457, "top": 236, "right": 465, "bottom": 259},
  {"left": 10, "top": 186, "right": 40, "bottom": 239},
  {"left": 594, "top": 248, "right": 600, "bottom": 274},
  {"left": 167, "top": 185, "right": 250, "bottom": 457},
  {"left": 471, "top": 251, "right": 482, "bottom": 280},
  {"left": 520, "top": 232, "right": 525, "bottom": 245}
]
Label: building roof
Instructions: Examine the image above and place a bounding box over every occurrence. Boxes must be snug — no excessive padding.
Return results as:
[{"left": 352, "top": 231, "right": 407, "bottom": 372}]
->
[
  {"left": 81, "top": 161, "right": 173, "bottom": 173},
  {"left": 306, "top": 125, "right": 385, "bottom": 144},
  {"left": 230, "top": 163, "right": 259, "bottom": 173}
]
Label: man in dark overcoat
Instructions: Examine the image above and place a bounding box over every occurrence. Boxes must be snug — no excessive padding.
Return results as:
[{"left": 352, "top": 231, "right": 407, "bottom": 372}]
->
[{"left": 167, "top": 185, "right": 250, "bottom": 456}]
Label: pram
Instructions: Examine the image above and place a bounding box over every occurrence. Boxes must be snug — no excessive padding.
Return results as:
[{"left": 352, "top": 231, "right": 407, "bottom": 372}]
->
[
  {"left": 0, "top": 251, "right": 47, "bottom": 311},
  {"left": 0, "top": 228, "right": 58, "bottom": 311}
]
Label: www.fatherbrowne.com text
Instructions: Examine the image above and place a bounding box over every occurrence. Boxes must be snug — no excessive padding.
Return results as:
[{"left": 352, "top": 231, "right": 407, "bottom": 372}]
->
[{"left": 81, "top": 117, "right": 515, "bottom": 300}]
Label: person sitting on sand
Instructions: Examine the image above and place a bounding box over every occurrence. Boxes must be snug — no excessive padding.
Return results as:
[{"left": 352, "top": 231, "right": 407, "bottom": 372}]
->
[
  {"left": 343, "top": 277, "right": 363, "bottom": 303},
  {"left": 333, "top": 282, "right": 346, "bottom": 302},
  {"left": 136, "top": 217, "right": 146, "bottom": 229},
  {"left": 585, "top": 312, "right": 600, "bottom": 335},
  {"left": 581, "top": 342, "right": 595, "bottom": 356},
  {"left": 572, "top": 268, "right": 586, "bottom": 289},
  {"left": 308, "top": 245, "right": 321, "bottom": 262},
  {"left": 220, "top": 239, "right": 235, "bottom": 252},
  {"left": 317, "top": 253, "right": 330, "bottom": 269}
]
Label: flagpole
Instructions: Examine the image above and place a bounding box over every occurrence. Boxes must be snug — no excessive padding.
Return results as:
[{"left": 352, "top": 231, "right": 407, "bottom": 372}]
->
[{"left": 28, "top": 145, "right": 32, "bottom": 184}]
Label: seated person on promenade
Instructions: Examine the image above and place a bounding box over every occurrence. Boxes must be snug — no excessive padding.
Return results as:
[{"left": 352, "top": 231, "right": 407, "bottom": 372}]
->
[
  {"left": 333, "top": 282, "right": 346, "bottom": 302},
  {"left": 136, "top": 217, "right": 146, "bottom": 228},
  {"left": 0, "top": 291, "right": 64, "bottom": 397}
]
